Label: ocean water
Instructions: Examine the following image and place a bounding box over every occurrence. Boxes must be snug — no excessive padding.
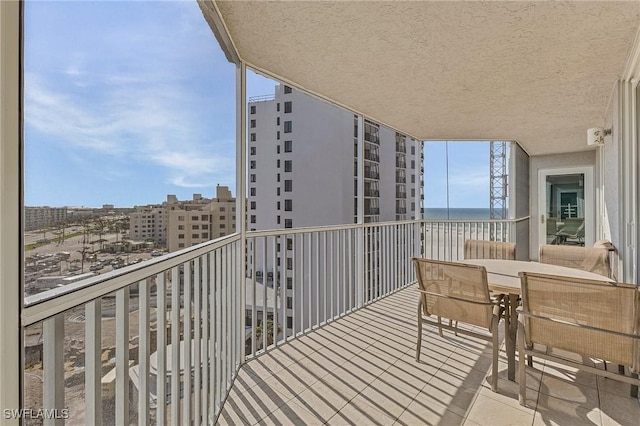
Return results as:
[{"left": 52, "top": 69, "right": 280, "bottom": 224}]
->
[{"left": 423, "top": 208, "right": 497, "bottom": 220}]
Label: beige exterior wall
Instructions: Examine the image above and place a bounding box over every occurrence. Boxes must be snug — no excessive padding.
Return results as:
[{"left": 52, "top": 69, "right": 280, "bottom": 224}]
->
[
  {"left": 129, "top": 205, "right": 167, "bottom": 246},
  {"left": 166, "top": 186, "right": 236, "bottom": 252}
]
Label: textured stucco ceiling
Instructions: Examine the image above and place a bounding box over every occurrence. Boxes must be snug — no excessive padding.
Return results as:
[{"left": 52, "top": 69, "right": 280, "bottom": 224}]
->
[{"left": 209, "top": 1, "right": 640, "bottom": 155}]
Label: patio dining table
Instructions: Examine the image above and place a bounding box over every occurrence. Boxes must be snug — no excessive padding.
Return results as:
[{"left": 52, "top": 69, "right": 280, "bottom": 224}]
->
[{"left": 462, "top": 259, "right": 614, "bottom": 381}]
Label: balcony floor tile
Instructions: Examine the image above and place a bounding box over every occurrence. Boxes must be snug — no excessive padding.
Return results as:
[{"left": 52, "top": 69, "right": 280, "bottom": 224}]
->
[{"left": 219, "top": 286, "right": 640, "bottom": 425}]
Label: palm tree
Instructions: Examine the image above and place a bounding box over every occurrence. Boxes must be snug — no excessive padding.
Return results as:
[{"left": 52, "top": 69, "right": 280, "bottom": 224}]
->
[{"left": 255, "top": 319, "right": 282, "bottom": 349}]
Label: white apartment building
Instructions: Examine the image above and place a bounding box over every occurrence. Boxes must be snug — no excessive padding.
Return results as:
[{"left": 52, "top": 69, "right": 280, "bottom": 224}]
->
[
  {"left": 248, "top": 84, "right": 423, "bottom": 230},
  {"left": 24, "top": 206, "right": 68, "bottom": 231},
  {"left": 247, "top": 85, "right": 423, "bottom": 336}
]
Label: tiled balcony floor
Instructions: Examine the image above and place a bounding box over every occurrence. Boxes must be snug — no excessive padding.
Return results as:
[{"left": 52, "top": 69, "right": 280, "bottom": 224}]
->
[{"left": 218, "top": 286, "right": 640, "bottom": 425}]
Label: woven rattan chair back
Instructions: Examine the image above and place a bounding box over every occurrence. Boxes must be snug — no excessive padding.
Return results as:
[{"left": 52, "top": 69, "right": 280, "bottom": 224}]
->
[
  {"left": 520, "top": 272, "right": 640, "bottom": 370},
  {"left": 539, "top": 244, "right": 611, "bottom": 278},
  {"left": 413, "top": 258, "right": 493, "bottom": 330},
  {"left": 464, "top": 239, "right": 516, "bottom": 261}
]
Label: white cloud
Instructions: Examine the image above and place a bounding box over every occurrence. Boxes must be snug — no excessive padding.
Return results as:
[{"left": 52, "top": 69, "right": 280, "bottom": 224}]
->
[{"left": 25, "top": 71, "right": 235, "bottom": 189}]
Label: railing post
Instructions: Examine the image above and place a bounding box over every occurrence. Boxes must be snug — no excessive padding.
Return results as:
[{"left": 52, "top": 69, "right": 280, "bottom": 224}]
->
[
  {"left": 85, "top": 300, "right": 102, "bottom": 426},
  {"left": 115, "top": 287, "right": 130, "bottom": 426},
  {"left": 356, "top": 114, "right": 364, "bottom": 307},
  {"left": 43, "top": 314, "right": 64, "bottom": 426},
  {"left": 236, "top": 60, "right": 247, "bottom": 368}
]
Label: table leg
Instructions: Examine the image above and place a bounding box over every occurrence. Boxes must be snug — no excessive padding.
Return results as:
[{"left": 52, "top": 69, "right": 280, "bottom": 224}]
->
[{"left": 507, "top": 293, "right": 518, "bottom": 381}]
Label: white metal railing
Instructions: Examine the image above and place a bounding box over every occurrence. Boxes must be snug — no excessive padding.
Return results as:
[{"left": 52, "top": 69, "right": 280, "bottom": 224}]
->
[
  {"left": 23, "top": 234, "right": 242, "bottom": 425},
  {"left": 421, "top": 217, "right": 530, "bottom": 261},
  {"left": 20, "top": 217, "right": 525, "bottom": 424},
  {"left": 243, "top": 221, "right": 421, "bottom": 358}
]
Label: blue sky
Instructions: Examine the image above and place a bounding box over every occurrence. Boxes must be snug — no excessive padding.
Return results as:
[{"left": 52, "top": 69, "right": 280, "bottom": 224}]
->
[
  {"left": 24, "top": 0, "right": 488, "bottom": 209},
  {"left": 423, "top": 142, "right": 490, "bottom": 209}
]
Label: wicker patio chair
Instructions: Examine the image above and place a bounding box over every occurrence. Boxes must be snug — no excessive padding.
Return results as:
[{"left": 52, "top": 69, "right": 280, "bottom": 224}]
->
[
  {"left": 413, "top": 258, "right": 503, "bottom": 392},
  {"left": 518, "top": 272, "right": 640, "bottom": 406},
  {"left": 539, "top": 244, "right": 611, "bottom": 278},
  {"left": 464, "top": 239, "right": 516, "bottom": 260},
  {"left": 456, "top": 240, "right": 515, "bottom": 333}
]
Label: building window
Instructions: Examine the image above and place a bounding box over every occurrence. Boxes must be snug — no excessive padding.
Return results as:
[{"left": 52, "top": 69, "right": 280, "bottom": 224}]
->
[
  {"left": 220, "top": 224, "right": 225, "bottom": 228},
  {"left": 284, "top": 85, "right": 292, "bottom": 94},
  {"left": 277, "top": 173, "right": 280, "bottom": 182},
  {"left": 284, "top": 140, "right": 292, "bottom": 152},
  {"left": 178, "top": 215, "right": 185, "bottom": 221},
  {"left": 411, "top": 160, "right": 415, "bottom": 169},
  {"left": 277, "top": 187, "right": 280, "bottom": 196},
  {"left": 178, "top": 234, "right": 185, "bottom": 239},
  {"left": 202, "top": 215, "right": 208, "bottom": 220},
  {"left": 250, "top": 146, "right": 256, "bottom": 155},
  {"left": 201, "top": 224, "right": 208, "bottom": 229},
  {"left": 192, "top": 215, "right": 198, "bottom": 220},
  {"left": 287, "top": 277, "right": 293, "bottom": 289},
  {"left": 276, "top": 102, "right": 280, "bottom": 112},
  {"left": 285, "top": 199, "right": 292, "bottom": 211},
  {"left": 192, "top": 225, "right": 199, "bottom": 230},
  {"left": 250, "top": 215, "right": 256, "bottom": 224},
  {"left": 178, "top": 243, "right": 185, "bottom": 248},
  {"left": 178, "top": 225, "right": 184, "bottom": 230},
  {"left": 219, "top": 215, "right": 225, "bottom": 220},
  {"left": 277, "top": 159, "right": 280, "bottom": 168},
  {"left": 276, "top": 117, "right": 280, "bottom": 125},
  {"left": 286, "top": 258, "right": 293, "bottom": 270},
  {"left": 277, "top": 215, "right": 281, "bottom": 224},
  {"left": 250, "top": 160, "right": 256, "bottom": 169},
  {"left": 284, "top": 101, "right": 292, "bottom": 113},
  {"left": 411, "top": 175, "right": 415, "bottom": 183},
  {"left": 284, "top": 160, "right": 292, "bottom": 172},
  {"left": 286, "top": 296, "right": 292, "bottom": 309},
  {"left": 411, "top": 188, "right": 415, "bottom": 197},
  {"left": 250, "top": 119, "right": 256, "bottom": 128},
  {"left": 250, "top": 201, "right": 256, "bottom": 210},
  {"left": 277, "top": 201, "right": 280, "bottom": 210},
  {"left": 202, "top": 233, "right": 209, "bottom": 239},
  {"left": 286, "top": 317, "right": 293, "bottom": 329},
  {"left": 284, "top": 180, "right": 292, "bottom": 192},
  {"left": 284, "top": 219, "right": 292, "bottom": 228},
  {"left": 276, "top": 145, "right": 280, "bottom": 154},
  {"left": 250, "top": 133, "right": 256, "bottom": 142},
  {"left": 192, "top": 233, "right": 199, "bottom": 239},
  {"left": 411, "top": 146, "right": 415, "bottom": 155},
  {"left": 277, "top": 131, "right": 280, "bottom": 140},
  {"left": 250, "top": 188, "right": 256, "bottom": 196},
  {"left": 220, "top": 207, "right": 226, "bottom": 212},
  {"left": 250, "top": 105, "right": 256, "bottom": 114},
  {"left": 250, "top": 174, "right": 256, "bottom": 183},
  {"left": 283, "top": 121, "right": 292, "bottom": 133}
]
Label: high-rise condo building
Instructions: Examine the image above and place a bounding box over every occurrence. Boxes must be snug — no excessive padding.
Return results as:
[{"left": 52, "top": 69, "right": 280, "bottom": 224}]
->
[
  {"left": 247, "top": 85, "right": 423, "bottom": 339},
  {"left": 248, "top": 84, "right": 423, "bottom": 231}
]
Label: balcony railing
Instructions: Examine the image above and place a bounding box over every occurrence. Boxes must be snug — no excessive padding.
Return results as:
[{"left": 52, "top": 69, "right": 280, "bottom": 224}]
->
[{"left": 21, "top": 217, "right": 526, "bottom": 424}]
